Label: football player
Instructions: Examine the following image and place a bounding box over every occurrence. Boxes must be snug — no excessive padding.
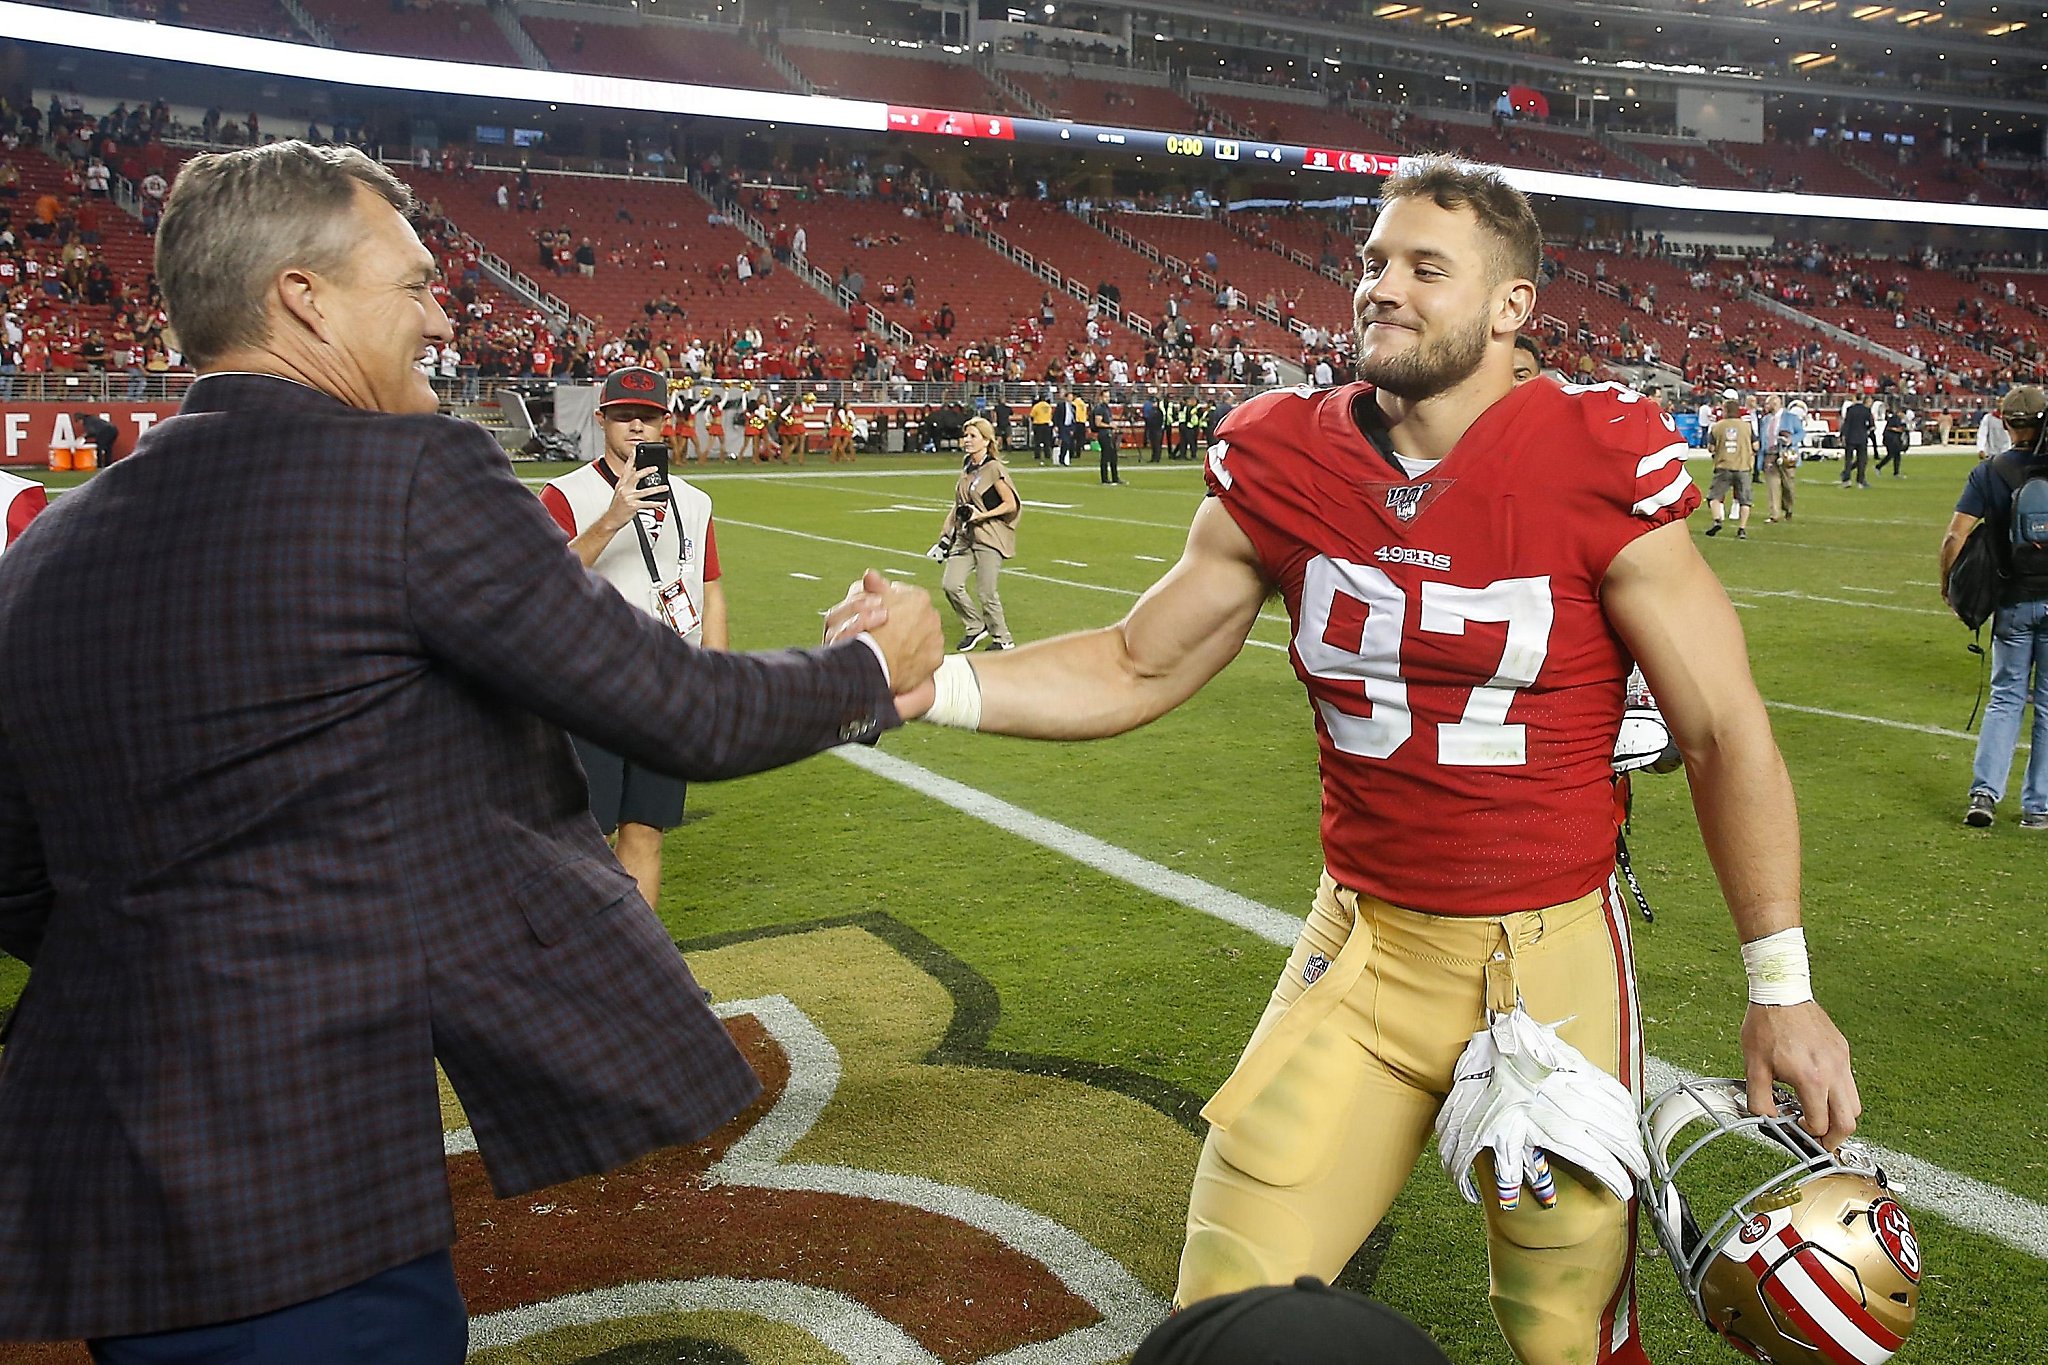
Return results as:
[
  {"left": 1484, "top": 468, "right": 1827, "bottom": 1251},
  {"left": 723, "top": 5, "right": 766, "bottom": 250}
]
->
[{"left": 891, "top": 157, "right": 1857, "bottom": 1365}]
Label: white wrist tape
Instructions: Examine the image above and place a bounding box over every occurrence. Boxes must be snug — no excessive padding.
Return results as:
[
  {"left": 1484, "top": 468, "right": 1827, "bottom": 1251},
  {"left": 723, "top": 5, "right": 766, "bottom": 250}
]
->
[
  {"left": 921, "top": 655, "right": 983, "bottom": 731},
  {"left": 1741, "top": 927, "right": 1813, "bottom": 1006}
]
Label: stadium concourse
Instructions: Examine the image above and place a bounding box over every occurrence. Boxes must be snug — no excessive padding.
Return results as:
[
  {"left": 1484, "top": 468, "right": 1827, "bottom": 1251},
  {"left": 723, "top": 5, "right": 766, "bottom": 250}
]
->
[{"left": 8, "top": 130, "right": 2039, "bottom": 429}]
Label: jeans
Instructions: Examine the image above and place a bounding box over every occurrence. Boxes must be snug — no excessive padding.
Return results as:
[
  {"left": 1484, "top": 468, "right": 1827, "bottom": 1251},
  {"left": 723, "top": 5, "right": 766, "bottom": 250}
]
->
[{"left": 1971, "top": 598, "right": 2048, "bottom": 813}]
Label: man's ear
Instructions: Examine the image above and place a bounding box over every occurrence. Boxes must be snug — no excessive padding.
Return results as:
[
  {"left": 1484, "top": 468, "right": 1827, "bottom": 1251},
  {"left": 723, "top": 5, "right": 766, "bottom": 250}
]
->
[
  {"left": 1496, "top": 278, "right": 1537, "bottom": 336},
  {"left": 274, "top": 267, "right": 332, "bottom": 345}
]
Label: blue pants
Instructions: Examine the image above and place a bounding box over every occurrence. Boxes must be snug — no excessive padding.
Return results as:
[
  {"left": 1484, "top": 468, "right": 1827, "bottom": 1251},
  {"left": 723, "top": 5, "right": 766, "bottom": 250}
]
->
[
  {"left": 88, "top": 1250, "right": 465, "bottom": 1365},
  {"left": 1971, "top": 598, "right": 2048, "bottom": 814}
]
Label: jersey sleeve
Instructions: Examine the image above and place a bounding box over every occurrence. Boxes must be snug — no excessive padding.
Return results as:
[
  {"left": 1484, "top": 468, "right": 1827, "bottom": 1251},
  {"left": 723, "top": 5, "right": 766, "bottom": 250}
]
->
[
  {"left": 537, "top": 483, "right": 578, "bottom": 539},
  {"left": 1617, "top": 401, "right": 1699, "bottom": 532},
  {"left": 702, "top": 519, "right": 721, "bottom": 581},
  {"left": 1565, "top": 386, "right": 1700, "bottom": 576},
  {"left": 4, "top": 482, "right": 47, "bottom": 548}
]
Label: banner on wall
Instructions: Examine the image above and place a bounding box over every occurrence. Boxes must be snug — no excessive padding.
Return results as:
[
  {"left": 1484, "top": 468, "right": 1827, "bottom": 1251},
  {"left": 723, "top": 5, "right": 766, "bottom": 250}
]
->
[
  {"left": 1676, "top": 86, "right": 1764, "bottom": 145},
  {"left": 0, "top": 405, "right": 181, "bottom": 467}
]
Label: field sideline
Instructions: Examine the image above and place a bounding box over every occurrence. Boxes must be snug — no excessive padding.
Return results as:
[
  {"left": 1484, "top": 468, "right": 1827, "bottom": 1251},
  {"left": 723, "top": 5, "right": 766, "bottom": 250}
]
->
[{"left": 2, "top": 448, "right": 2042, "bottom": 1362}]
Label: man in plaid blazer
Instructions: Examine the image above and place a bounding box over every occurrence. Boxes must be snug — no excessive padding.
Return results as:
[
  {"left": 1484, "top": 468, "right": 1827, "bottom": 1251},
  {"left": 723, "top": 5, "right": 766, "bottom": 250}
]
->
[{"left": 0, "top": 144, "right": 941, "bottom": 1358}]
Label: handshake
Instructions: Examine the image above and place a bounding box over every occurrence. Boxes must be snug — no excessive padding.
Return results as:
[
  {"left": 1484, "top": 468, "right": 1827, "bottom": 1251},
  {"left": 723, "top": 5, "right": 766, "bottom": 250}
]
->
[{"left": 822, "top": 568, "right": 944, "bottom": 716}]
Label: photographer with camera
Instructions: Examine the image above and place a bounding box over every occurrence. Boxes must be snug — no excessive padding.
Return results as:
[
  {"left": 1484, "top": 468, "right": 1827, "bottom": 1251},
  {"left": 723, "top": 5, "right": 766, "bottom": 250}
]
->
[
  {"left": 541, "top": 366, "right": 729, "bottom": 906},
  {"left": 1940, "top": 384, "right": 2048, "bottom": 829},
  {"left": 927, "top": 416, "right": 1019, "bottom": 651}
]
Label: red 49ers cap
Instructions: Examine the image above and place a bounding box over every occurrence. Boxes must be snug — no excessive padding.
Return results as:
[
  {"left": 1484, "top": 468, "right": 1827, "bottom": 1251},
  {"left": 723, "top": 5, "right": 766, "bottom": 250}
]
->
[
  {"left": 597, "top": 366, "right": 668, "bottom": 413},
  {"left": 1134, "top": 1278, "right": 1450, "bottom": 1365}
]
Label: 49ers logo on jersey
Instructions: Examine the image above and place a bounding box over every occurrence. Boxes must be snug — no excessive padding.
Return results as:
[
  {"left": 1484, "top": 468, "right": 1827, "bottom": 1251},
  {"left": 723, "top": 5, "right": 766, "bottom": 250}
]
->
[
  {"left": 1373, "top": 545, "right": 1451, "bottom": 572},
  {"left": 1870, "top": 1197, "right": 1921, "bottom": 1283},
  {"left": 1362, "top": 479, "right": 1453, "bottom": 525}
]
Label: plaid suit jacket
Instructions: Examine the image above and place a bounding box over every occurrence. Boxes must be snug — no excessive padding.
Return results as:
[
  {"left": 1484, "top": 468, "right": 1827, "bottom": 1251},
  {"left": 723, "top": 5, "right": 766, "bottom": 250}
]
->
[{"left": 0, "top": 375, "right": 898, "bottom": 1339}]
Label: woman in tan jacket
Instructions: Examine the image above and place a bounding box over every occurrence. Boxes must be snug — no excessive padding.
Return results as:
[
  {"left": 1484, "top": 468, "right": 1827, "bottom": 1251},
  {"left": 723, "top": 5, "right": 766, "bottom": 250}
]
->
[{"left": 932, "top": 417, "right": 1020, "bottom": 651}]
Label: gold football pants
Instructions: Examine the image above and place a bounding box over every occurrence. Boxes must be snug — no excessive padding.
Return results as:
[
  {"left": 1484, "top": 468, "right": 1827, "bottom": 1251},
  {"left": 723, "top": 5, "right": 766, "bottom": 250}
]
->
[{"left": 1179, "top": 872, "right": 1649, "bottom": 1365}]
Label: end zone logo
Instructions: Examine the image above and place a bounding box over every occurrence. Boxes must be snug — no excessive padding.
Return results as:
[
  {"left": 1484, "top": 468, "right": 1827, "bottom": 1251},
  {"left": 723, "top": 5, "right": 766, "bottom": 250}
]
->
[
  {"left": 1737, "top": 1214, "right": 1772, "bottom": 1245},
  {"left": 1870, "top": 1197, "right": 1921, "bottom": 1282}
]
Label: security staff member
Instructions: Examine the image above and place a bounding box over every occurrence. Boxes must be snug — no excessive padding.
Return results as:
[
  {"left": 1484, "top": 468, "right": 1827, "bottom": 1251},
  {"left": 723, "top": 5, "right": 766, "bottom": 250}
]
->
[
  {"left": 1029, "top": 394, "right": 1055, "bottom": 463},
  {"left": 1093, "top": 398, "right": 1124, "bottom": 485}
]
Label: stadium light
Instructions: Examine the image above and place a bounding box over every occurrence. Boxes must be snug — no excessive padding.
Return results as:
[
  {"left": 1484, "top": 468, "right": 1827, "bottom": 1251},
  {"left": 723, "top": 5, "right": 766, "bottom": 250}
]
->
[{"left": 0, "top": 0, "right": 2044, "bottom": 232}]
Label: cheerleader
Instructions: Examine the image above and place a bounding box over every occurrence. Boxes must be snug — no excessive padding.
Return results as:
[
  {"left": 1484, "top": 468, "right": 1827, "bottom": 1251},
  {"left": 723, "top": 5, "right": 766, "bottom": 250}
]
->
[
  {"left": 741, "top": 397, "right": 772, "bottom": 463},
  {"left": 704, "top": 392, "right": 731, "bottom": 460},
  {"left": 666, "top": 389, "right": 702, "bottom": 464},
  {"left": 777, "top": 399, "right": 808, "bottom": 465},
  {"left": 827, "top": 402, "right": 857, "bottom": 463}
]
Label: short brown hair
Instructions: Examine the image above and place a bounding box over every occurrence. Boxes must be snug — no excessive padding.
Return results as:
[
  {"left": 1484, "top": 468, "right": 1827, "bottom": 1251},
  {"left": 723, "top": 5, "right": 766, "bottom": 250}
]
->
[
  {"left": 156, "top": 140, "right": 413, "bottom": 366},
  {"left": 1378, "top": 156, "right": 1542, "bottom": 287}
]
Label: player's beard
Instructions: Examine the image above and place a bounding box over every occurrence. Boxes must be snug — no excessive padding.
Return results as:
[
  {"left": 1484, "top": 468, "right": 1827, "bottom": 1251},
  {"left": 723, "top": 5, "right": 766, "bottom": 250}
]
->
[{"left": 1354, "top": 307, "right": 1491, "bottom": 401}]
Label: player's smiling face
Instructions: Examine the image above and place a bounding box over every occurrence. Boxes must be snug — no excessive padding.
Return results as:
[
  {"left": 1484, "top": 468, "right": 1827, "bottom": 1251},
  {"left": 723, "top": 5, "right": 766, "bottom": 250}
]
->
[{"left": 1353, "top": 198, "right": 1502, "bottom": 402}]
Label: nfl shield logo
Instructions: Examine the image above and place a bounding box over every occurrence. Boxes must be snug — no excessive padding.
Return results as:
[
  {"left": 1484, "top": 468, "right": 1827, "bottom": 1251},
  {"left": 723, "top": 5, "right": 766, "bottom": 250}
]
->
[
  {"left": 1386, "top": 484, "right": 1429, "bottom": 522},
  {"left": 1302, "top": 952, "right": 1330, "bottom": 986}
]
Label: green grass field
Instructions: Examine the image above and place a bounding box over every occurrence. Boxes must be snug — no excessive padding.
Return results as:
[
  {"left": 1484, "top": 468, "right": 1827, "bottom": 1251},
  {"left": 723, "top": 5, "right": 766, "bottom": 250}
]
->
[{"left": 3, "top": 448, "right": 2042, "bottom": 1362}]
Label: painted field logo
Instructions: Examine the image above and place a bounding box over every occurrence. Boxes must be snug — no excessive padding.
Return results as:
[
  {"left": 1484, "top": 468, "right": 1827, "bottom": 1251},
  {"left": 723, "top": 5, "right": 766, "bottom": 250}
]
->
[
  {"left": 1302, "top": 952, "right": 1330, "bottom": 986},
  {"left": 1872, "top": 1197, "right": 1922, "bottom": 1283},
  {"left": 443, "top": 918, "right": 1191, "bottom": 1365}
]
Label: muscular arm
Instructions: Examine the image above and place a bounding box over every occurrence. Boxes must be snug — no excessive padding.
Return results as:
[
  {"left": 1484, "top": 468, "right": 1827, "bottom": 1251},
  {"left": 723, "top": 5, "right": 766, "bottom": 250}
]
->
[
  {"left": 1605, "top": 522, "right": 1795, "bottom": 940},
  {"left": 1604, "top": 521, "right": 1858, "bottom": 1146},
  {"left": 970, "top": 497, "right": 1272, "bottom": 739}
]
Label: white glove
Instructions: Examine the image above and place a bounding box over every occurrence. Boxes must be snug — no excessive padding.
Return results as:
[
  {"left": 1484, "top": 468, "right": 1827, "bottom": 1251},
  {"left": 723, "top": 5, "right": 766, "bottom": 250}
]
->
[
  {"left": 924, "top": 537, "right": 951, "bottom": 562},
  {"left": 1435, "top": 1005, "right": 1650, "bottom": 1211}
]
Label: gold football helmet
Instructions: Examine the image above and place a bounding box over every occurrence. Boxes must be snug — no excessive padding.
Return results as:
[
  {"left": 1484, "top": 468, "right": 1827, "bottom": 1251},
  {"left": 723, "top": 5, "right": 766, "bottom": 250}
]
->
[{"left": 1642, "top": 1079, "right": 1920, "bottom": 1364}]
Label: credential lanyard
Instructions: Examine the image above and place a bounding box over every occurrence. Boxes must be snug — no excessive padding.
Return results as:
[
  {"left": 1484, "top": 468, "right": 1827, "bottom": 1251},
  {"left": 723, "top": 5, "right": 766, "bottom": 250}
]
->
[{"left": 631, "top": 510, "right": 663, "bottom": 587}]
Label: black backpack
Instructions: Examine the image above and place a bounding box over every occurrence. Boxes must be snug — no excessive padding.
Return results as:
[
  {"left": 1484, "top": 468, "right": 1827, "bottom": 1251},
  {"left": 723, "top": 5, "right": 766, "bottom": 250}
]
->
[
  {"left": 1947, "top": 452, "right": 2048, "bottom": 630},
  {"left": 2002, "top": 451, "right": 2048, "bottom": 583}
]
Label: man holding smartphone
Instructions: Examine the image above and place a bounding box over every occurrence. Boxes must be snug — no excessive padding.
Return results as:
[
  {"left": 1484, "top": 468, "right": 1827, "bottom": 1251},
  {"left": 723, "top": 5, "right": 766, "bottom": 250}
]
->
[{"left": 540, "top": 366, "right": 726, "bottom": 909}]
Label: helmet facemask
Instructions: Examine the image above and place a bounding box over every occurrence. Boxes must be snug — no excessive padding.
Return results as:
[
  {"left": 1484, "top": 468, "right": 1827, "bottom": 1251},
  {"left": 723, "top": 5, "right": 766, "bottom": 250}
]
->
[{"left": 1641, "top": 1079, "right": 1920, "bottom": 1364}]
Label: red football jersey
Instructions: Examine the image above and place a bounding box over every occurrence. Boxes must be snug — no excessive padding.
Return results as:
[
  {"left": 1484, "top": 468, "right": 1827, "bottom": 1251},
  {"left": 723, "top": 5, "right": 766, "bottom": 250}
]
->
[{"left": 1206, "top": 379, "right": 1699, "bottom": 914}]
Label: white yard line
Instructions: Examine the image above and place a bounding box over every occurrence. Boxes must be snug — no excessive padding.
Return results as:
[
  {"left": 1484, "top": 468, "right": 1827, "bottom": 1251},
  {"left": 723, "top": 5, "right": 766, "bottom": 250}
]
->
[
  {"left": 1728, "top": 588, "right": 1951, "bottom": 617},
  {"left": 833, "top": 744, "right": 2048, "bottom": 1263}
]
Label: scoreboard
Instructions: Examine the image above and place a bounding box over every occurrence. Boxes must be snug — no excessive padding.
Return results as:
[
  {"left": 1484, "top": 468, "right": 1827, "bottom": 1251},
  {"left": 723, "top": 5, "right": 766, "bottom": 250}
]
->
[{"left": 886, "top": 104, "right": 1404, "bottom": 179}]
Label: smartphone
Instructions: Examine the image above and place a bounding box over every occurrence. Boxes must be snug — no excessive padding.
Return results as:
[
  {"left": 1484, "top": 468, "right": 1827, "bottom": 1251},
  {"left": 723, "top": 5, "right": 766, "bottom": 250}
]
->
[{"left": 632, "top": 440, "right": 672, "bottom": 503}]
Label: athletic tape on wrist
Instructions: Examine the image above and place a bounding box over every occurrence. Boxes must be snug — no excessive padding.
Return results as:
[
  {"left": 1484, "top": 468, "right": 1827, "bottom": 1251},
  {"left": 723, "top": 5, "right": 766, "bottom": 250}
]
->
[
  {"left": 921, "top": 655, "right": 983, "bottom": 731},
  {"left": 1740, "top": 926, "right": 1813, "bottom": 1006}
]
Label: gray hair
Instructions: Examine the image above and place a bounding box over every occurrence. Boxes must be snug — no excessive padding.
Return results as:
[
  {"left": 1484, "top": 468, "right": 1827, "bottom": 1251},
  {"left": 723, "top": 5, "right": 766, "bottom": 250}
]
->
[{"left": 156, "top": 140, "right": 414, "bottom": 366}]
